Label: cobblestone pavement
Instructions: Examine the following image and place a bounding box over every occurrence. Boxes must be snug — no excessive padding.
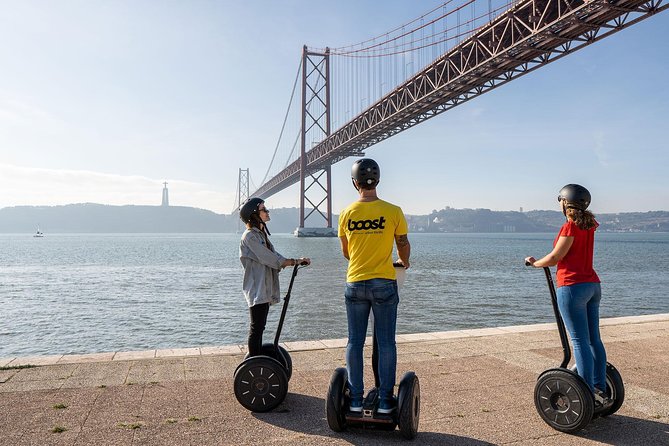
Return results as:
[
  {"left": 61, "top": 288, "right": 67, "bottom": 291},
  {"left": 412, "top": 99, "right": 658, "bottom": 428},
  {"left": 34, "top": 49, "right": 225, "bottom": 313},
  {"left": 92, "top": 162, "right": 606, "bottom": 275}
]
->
[{"left": 1, "top": 314, "right": 668, "bottom": 445}]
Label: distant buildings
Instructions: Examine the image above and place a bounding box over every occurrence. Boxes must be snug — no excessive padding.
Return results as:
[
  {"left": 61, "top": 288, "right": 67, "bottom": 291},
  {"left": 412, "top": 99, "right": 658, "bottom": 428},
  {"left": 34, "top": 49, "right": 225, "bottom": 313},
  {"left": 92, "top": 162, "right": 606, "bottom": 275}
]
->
[{"left": 161, "top": 182, "right": 169, "bottom": 207}]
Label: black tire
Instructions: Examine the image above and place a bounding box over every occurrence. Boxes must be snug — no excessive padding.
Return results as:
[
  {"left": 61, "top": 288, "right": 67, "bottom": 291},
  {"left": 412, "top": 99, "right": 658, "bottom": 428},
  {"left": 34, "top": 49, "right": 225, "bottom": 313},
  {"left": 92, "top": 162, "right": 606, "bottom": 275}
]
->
[
  {"left": 599, "top": 362, "right": 625, "bottom": 417},
  {"left": 233, "top": 356, "right": 288, "bottom": 412},
  {"left": 397, "top": 372, "right": 420, "bottom": 440},
  {"left": 260, "top": 343, "right": 293, "bottom": 381},
  {"left": 534, "top": 369, "right": 594, "bottom": 433},
  {"left": 325, "top": 367, "right": 348, "bottom": 432}
]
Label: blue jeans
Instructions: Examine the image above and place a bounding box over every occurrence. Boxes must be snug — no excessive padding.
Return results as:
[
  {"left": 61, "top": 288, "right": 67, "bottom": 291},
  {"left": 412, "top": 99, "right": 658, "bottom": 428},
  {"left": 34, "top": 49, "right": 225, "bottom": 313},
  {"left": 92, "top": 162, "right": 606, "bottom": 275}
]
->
[
  {"left": 345, "top": 279, "right": 399, "bottom": 402},
  {"left": 557, "top": 282, "right": 607, "bottom": 392}
]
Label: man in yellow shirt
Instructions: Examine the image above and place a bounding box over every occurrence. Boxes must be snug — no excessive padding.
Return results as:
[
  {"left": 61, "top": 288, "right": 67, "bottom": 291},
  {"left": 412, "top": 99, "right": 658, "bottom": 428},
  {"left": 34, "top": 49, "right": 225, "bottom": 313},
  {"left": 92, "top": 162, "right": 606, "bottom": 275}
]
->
[{"left": 338, "top": 158, "right": 411, "bottom": 415}]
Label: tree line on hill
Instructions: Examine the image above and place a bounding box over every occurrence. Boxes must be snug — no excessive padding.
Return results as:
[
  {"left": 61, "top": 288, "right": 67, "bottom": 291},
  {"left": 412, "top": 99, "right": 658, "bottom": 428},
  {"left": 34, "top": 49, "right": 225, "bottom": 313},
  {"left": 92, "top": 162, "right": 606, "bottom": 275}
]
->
[{"left": 0, "top": 203, "right": 667, "bottom": 234}]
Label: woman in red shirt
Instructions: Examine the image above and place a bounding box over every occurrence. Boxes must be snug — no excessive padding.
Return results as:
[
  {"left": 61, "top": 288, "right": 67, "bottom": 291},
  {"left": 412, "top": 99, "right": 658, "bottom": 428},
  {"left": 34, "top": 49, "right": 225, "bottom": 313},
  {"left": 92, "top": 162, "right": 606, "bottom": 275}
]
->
[{"left": 525, "top": 184, "right": 610, "bottom": 405}]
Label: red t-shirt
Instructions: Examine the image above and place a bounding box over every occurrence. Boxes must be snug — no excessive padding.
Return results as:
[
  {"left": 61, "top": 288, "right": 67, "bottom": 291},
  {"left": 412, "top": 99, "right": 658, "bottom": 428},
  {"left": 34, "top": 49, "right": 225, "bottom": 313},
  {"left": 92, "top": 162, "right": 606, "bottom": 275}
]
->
[{"left": 554, "top": 220, "right": 600, "bottom": 287}]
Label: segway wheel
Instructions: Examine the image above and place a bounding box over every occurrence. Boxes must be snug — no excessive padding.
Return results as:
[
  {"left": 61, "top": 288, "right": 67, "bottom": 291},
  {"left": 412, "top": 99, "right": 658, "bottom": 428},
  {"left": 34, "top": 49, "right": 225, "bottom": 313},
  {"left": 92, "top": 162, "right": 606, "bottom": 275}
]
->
[
  {"left": 260, "top": 343, "right": 293, "bottom": 381},
  {"left": 397, "top": 371, "right": 420, "bottom": 440},
  {"left": 599, "top": 362, "right": 625, "bottom": 417},
  {"left": 233, "top": 356, "right": 288, "bottom": 412},
  {"left": 325, "top": 367, "right": 348, "bottom": 432},
  {"left": 535, "top": 369, "right": 593, "bottom": 433}
]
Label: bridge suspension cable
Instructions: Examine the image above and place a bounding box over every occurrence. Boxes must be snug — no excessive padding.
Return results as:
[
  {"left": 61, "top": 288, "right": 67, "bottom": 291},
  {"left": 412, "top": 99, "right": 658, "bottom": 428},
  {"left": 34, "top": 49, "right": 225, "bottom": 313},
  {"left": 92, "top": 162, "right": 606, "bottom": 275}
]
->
[
  {"left": 330, "top": 0, "right": 463, "bottom": 53},
  {"left": 332, "top": 1, "right": 514, "bottom": 57},
  {"left": 259, "top": 57, "right": 303, "bottom": 186},
  {"left": 325, "top": 0, "right": 515, "bottom": 133}
]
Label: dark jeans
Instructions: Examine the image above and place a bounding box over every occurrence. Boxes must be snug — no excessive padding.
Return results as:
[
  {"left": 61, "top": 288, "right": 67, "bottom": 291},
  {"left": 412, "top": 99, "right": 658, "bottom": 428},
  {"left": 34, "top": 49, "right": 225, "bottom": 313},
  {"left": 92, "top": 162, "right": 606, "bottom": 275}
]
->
[
  {"left": 345, "top": 278, "right": 399, "bottom": 402},
  {"left": 248, "top": 303, "right": 270, "bottom": 357}
]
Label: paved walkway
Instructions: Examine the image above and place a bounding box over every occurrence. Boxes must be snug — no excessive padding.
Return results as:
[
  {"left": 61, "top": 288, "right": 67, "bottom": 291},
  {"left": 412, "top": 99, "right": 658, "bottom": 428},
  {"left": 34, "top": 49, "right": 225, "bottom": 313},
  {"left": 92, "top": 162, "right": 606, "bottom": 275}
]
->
[{"left": 1, "top": 314, "right": 668, "bottom": 445}]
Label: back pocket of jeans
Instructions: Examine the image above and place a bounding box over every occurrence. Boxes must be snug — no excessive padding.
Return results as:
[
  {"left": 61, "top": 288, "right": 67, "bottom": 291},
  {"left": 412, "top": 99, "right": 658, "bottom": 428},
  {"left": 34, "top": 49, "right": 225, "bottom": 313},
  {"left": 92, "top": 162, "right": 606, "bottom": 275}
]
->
[{"left": 371, "top": 283, "right": 398, "bottom": 305}]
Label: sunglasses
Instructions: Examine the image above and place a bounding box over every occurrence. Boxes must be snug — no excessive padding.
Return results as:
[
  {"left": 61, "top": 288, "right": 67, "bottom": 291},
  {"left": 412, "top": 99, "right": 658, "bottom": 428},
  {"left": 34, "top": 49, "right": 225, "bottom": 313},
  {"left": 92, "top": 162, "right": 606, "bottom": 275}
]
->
[{"left": 259, "top": 208, "right": 269, "bottom": 213}]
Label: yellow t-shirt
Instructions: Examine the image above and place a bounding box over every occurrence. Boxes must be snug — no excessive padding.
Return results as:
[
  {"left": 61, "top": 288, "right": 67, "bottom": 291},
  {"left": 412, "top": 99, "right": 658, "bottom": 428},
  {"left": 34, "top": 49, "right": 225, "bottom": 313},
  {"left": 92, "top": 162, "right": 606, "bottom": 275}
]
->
[{"left": 338, "top": 199, "right": 408, "bottom": 283}]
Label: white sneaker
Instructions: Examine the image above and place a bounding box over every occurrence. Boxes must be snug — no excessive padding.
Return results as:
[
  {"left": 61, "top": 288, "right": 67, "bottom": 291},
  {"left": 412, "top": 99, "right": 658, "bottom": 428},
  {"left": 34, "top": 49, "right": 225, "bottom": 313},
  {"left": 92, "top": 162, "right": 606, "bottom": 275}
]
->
[
  {"left": 377, "top": 399, "right": 396, "bottom": 414},
  {"left": 349, "top": 399, "right": 363, "bottom": 413},
  {"left": 594, "top": 388, "right": 611, "bottom": 406}
]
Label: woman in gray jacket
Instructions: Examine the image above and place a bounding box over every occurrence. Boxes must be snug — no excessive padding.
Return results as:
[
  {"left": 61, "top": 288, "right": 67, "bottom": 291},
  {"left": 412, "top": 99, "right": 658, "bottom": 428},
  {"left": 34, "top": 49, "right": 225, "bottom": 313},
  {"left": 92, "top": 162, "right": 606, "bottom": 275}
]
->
[{"left": 239, "top": 198, "right": 310, "bottom": 357}]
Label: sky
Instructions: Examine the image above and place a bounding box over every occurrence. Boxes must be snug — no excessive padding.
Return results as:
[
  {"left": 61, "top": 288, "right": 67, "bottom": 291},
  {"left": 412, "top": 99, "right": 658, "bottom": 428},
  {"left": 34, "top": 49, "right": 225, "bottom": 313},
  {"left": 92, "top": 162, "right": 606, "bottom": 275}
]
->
[{"left": 1, "top": 0, "right": 668, "bottom": 217}]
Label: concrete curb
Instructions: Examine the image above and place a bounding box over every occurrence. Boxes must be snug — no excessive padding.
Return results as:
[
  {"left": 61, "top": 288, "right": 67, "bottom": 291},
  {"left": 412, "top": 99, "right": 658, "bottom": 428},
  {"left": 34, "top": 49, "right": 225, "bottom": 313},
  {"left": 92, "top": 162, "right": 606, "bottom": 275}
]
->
[{"left": 2, "top": 313, "right": 667, "bottom": 368}]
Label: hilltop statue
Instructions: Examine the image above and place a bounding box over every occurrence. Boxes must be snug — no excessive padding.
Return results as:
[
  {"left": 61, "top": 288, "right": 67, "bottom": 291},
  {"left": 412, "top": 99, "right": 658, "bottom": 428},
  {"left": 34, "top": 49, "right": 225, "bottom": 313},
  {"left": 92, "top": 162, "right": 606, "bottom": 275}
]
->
[{"left": 161, "top": 182, "right": 169, "bottom": 207}]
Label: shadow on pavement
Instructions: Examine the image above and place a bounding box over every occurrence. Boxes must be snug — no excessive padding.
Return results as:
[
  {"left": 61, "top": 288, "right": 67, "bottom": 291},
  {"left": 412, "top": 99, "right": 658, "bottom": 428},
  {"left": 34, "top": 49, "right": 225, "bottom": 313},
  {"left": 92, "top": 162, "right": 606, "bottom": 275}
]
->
[
  {"left": 253, "top": 392, "right": 496, "bottom": 445},
  {"left": 574, "top": 414, "right": 669, "bottom": 445}
]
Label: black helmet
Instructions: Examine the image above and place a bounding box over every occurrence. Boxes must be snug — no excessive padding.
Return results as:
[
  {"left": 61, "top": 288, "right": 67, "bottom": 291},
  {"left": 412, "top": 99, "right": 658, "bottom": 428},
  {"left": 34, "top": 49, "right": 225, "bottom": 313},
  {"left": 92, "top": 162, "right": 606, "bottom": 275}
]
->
[
  {"left": 351, "top": 158, "right": 380, "bottom": 190},
  {"left": 558, "top": 184, "right": 591, "bottom": 211},
  {"left": 239, "top": 197, "right": 264, "bottom": 223}
]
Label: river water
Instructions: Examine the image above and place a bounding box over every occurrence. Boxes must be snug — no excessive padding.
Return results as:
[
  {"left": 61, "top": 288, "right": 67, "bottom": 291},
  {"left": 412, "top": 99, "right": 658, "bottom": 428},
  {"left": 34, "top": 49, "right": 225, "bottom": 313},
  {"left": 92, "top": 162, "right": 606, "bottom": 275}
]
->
[{"left": 1, "top": 232, "right": 667, "bottom": 356}]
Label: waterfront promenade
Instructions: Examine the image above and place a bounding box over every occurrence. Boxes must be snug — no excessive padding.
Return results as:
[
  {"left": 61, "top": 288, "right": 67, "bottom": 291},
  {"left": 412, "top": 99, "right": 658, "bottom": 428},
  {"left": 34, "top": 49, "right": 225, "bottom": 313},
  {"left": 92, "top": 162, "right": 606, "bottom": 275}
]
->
[{"left": 1, "top": 314, "right": 668, "bottom": 445}]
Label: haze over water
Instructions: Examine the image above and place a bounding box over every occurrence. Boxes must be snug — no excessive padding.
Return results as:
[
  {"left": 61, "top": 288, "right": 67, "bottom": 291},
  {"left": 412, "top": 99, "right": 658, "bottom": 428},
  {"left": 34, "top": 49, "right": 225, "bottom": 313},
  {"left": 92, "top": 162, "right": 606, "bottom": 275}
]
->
[{"left": 1, "top": 232, "right": 668, "bottom": 357}]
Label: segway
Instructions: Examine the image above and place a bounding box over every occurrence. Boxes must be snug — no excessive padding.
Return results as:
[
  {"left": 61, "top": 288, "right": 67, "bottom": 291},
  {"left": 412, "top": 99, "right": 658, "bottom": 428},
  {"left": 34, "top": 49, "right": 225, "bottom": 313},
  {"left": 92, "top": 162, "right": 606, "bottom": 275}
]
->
[
  {"left": 233, "top": 261, "right": 307, "bottom": 412},
  {"left": 326, "top": 263, "right": 420, "bottom": 440},
  {"left": 527, "top": 264, "right": 624, "bottom": 433}
]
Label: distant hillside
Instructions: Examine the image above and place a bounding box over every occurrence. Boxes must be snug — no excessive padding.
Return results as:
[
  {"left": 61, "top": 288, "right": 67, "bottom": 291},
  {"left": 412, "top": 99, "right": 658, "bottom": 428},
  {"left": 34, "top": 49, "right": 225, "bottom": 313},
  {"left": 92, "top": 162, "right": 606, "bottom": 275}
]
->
[
  {"left": 520, "top": 210, "right": 669, "bottom": 233},
  {"left": 0, "top": 204, "right": 232, "bottom": 233},
  {"left": 413, "top": 208, "right": 556, "bottom": 233},
  {"left": 417, "top": 208, "right": 669, "bottom": 233},
  {"left": 1, "top": 203, "right": 667, "bottom": 233},
  {"left": 596, "top": 211, "right": 669, "bottom": 232},
  {"left": 0, "top": 204, "right": 334, "bottom": 234}
]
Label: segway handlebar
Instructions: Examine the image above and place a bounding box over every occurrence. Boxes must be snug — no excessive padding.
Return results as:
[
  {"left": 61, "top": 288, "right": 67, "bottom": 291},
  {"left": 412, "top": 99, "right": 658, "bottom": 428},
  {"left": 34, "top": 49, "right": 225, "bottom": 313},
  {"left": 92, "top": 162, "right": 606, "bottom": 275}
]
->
[
  {"left": 525, "top": 262, "right": 571, "bottom": 369},
  {"left": 274, "top": 261, "right": 309, "bottom": 347},
  {"left": 285, "top": 261, "right": 309, "bottom": 295}
]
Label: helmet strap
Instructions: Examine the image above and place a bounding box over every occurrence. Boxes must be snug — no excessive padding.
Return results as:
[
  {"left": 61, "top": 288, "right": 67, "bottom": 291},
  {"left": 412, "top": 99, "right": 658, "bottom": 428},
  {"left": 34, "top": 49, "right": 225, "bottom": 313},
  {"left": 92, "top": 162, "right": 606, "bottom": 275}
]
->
[
  {"left": 248, "top": 213, "right": 263, "bottom": 229},
  {"left": 351, "top": 178, "right": 360, "bottom": 191},
  {"left": 249, "top": 212, "right": 271, "bottom": 236}
]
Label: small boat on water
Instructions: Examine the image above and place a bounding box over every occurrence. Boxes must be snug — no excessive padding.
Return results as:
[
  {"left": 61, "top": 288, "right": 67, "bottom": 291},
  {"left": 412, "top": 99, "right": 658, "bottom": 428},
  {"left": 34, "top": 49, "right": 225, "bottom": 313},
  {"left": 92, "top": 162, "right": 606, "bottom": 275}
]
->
[{"left": 33, "top": 226, "right": 44, "bottom": 238}]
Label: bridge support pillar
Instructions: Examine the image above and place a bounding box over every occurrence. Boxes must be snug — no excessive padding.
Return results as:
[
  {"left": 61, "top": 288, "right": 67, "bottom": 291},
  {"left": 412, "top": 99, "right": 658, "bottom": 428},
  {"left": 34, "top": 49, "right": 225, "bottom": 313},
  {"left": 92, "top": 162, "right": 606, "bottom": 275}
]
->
[
  {"left": 296, "top": 46, "right": 336, "bottom": 237},
  {"left": 236, "top": 168, "right": 250, "bottom": 232},
  {"left": 296, "top": 165, "right": 335, "bottom": 237}
]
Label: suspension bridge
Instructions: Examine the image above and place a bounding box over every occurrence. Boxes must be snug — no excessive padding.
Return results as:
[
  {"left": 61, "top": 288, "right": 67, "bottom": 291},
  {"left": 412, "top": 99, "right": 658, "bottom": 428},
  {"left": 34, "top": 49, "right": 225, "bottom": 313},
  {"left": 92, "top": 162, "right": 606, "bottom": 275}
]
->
[{"left": 235, "top": 0, "right": 667, "bottom": 236}]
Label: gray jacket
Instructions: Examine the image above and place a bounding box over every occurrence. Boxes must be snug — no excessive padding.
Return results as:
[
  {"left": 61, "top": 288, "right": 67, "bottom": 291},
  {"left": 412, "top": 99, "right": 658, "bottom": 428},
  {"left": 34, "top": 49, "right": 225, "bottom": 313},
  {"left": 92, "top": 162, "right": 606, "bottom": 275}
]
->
[{"left": 239, "top": 227, "right": 287, "bottom": 307}]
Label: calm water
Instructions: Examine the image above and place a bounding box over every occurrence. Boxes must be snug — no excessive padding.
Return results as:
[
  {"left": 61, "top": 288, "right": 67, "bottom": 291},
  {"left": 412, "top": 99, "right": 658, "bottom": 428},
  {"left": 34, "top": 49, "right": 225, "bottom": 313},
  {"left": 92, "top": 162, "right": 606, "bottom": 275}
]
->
[{"left": 1, "top": 232, "right": 668, "bottom": 357}]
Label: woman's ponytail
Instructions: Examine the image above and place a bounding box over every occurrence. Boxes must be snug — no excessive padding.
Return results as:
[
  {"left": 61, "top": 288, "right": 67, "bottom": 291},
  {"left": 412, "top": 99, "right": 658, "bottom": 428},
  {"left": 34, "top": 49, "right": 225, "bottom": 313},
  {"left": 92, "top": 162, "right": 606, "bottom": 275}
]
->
[{"left": 566, "top": 207, "right": 597, "bottom": 230}]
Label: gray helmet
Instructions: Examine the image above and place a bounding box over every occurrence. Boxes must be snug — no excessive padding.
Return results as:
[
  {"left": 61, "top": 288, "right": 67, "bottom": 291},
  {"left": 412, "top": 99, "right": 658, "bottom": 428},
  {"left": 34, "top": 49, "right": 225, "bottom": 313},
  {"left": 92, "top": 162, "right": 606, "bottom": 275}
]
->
[
  {"left": 351, "top": 158, "right": 380, "bottom": 190},
  {"left": 239, "top": 197, "right": 264, "bottom": 223},
  {"left": 558, "top": 184, "right": 591, "bottom": 211}
]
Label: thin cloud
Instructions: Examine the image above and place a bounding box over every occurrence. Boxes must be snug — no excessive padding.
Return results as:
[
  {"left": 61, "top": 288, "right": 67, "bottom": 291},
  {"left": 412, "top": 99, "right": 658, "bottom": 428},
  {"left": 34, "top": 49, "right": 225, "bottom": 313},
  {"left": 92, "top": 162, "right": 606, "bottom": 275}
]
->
[
  {"left": 0, "top": 95, "right": 59, "bottom": 129},
  {"left": 0, "top": 164, "right": 234, "bottom": 213},
  {"left": 592, "top": 131, "right": 609, "bottom": 167}
]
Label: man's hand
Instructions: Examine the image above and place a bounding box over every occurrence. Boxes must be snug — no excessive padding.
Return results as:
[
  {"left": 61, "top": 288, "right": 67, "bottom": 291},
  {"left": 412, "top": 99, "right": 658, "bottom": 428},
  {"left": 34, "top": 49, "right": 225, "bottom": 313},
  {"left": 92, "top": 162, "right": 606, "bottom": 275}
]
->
[{"left": 395, "top": 234, "right": 410, "bottom": 269}]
